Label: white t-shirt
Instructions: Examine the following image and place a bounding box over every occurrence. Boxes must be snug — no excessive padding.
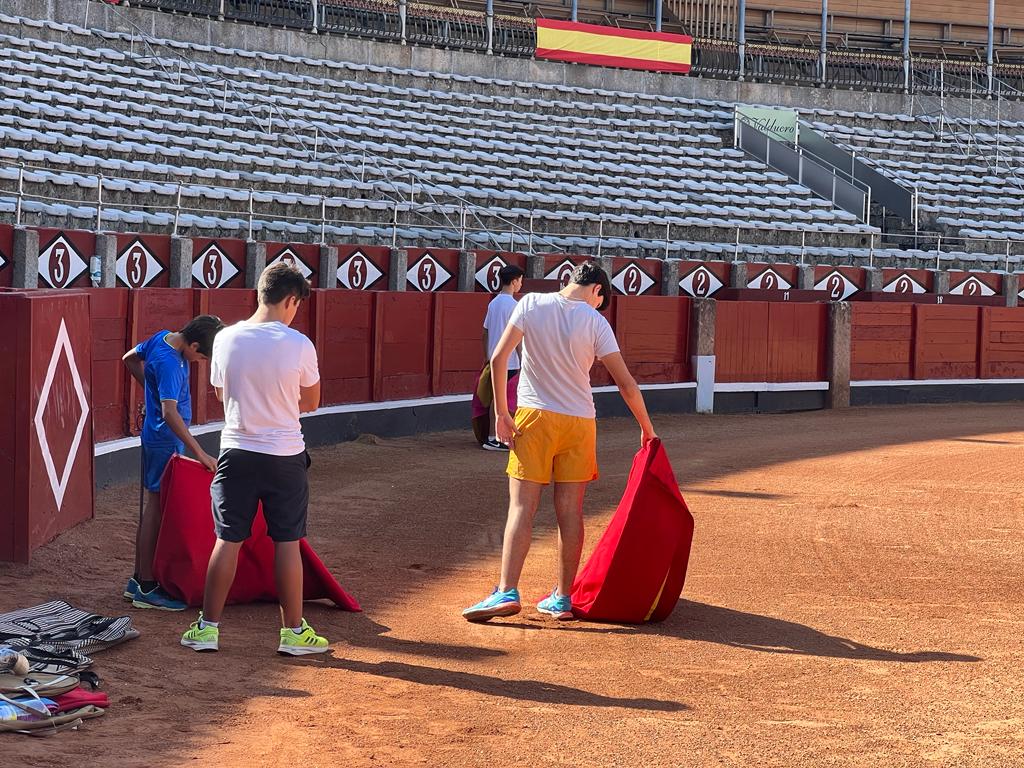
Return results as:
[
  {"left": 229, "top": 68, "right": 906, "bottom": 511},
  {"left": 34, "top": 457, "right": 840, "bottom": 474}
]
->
[
  {"left": 483, "top": 292, "right": 520, "bottom": 371},
  {"left": 210, "top": 321, "right": 320, "bottom": 456},
  {"left": 509, "top": 292, "right": 619, "bottom": 419}
]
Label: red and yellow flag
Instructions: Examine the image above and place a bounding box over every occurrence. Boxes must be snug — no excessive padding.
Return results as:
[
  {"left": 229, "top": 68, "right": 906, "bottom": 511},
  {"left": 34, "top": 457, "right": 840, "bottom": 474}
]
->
[{"left": 535, "top": 19, "right": 692, "bottom": 73}]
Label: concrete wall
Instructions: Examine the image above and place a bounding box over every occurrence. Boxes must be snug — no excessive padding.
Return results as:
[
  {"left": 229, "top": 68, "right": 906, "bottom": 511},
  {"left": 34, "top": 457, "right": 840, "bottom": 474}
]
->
[{"left": 8, "top": 0, "right": 1024, "bottom": 122}]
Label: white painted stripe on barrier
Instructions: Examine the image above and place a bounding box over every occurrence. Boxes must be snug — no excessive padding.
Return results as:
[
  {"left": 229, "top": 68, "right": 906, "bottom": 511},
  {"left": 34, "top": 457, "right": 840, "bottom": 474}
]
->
[
  {"left": 851, "top": 378, "right": 1024, "bottom": 387},
  {"left": 714, "top": 382, "right": 830, "bottom": 393}
]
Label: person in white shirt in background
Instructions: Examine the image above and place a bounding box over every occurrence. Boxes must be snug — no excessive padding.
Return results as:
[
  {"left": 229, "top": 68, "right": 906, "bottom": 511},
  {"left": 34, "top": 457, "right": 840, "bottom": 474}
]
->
[
  {"left": 479, "top": 265, "right": 525, "bottom": 451},
  {"left": 181, "top": 262, "right": 329, "bottom": 657},
  {"left": 463, "top": 261, "right": 657, "bottom": 623}
]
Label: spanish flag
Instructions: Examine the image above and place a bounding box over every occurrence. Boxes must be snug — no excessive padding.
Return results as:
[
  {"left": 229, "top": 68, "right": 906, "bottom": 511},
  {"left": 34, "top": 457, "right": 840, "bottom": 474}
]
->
[{"left": 535, "top": 19, "right": 692, "bottom": 74}]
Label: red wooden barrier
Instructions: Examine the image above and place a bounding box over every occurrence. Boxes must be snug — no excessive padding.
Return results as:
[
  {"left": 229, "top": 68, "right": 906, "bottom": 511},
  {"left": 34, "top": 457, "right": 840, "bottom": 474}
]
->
[
  {"left": 191, "top": 238, "right": 246, "bottom": 289},
  {"left": 747, "top": 263, "right": 798, "bottom": 290},
  {"left": 335, "top": 245, "right": 390, "bottom": 290},
  {"left": 542, "top": 254, "right": 587, "bottom": 286},
  {"left": 0, "top": 223, "right": 13, "bottom": 287},
  {"left": 614, "top": 295, "right": 691, "bottom": 383},
  {"left": 115, "top": 234, "right": 170, "bottom": 289},
  {"left": 373, "top": 292, "right": 434, "bottom": 400},
  {"left": 882, "top": 268, "right": 933, "bottom": 295},
  {"left": 473, "top": 251, "right": 528, "bottom": 292},
  {"left": 813, "top": 266, "right": 864, "bottom": 301},
  {"left": 432, "top": 292, "right": 491, "bottom": 394},
  {"left": 85, "top": 288, "right": 130, "bottom": 442},
  {"left": 851, "top": 304, "right": 914, "bottom": 381},
  {"left": 0, "top": 290, "right": 93, "bottom": 562},
  {"left": 678, "top": 261, "right": 730, "bottom": 299},
  {"left": 767, "top": 303, "right": 827, "bottom": 382},
  {"left": 715, "top": 301, "right": 769, "bottom": 382},
  {"left": 126, "top": 289, "right": 196, "bottom": 435},
  {"left": 317, "top": 289, "right": 375, "bottom": 405},
  {"left": 405, "top": 249, "right": 458, "bottom": 292},
  {"left": 948, "top": 270, "right": 1002, "bottom": 298},
  {"left": 36, "top": 229, "right": 94, "bottom": 289},
  {"left": 610, "top": 258, "right": 662, "bottom": 296},
  {"left": 913, "top": 305, "right": 980, "bottom": 379},
  {"left": 266, "top": 242, "right": 321, "bottom": 288},
  {"left": 980, "top": 307, "right": 1024, "bottom": 379},
  {"left": 197, "top": 289, "right": 257, "bottom": 423}
]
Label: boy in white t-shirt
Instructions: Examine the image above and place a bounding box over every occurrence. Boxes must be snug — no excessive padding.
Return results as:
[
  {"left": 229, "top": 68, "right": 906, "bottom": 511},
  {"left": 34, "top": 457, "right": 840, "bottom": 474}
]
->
[
  {"left": 478, "top": 264, "right": 524, "bottom": 451},
  {"left": 463, "top": 262, "right": 657, "bottom": 622},
  {"left": 181, "top": 262, "right": 329, "bottom": 656}
]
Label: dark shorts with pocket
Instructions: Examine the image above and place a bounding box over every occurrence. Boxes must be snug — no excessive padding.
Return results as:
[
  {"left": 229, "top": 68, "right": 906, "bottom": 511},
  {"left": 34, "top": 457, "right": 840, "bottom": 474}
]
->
[{"left": 210, "top": 448, "right": 310, "bottom": 543}]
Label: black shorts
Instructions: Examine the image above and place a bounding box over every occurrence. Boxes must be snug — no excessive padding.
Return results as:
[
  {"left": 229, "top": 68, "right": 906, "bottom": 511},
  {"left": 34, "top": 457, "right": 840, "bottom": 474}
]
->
[{"left": 210, "top": 448, "right": 310, "bottom": 543}]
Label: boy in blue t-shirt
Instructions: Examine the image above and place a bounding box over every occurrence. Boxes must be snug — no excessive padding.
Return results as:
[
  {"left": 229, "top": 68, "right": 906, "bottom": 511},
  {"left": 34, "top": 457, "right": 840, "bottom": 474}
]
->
[{"left": 122, "top": 315, "right": 224, "bottom": 610}]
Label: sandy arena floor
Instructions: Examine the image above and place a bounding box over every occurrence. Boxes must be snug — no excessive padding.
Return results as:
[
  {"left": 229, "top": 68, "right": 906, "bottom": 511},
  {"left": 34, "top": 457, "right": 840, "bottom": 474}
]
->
[{"left": 2, "top": 403, "right": 1023, "bottom": 767}]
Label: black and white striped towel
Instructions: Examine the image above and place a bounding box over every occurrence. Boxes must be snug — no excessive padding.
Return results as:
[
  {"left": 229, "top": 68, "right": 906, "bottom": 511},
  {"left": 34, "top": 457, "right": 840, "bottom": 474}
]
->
[{"left": 0, "top": 601, "right": 140, "bottom": 674}]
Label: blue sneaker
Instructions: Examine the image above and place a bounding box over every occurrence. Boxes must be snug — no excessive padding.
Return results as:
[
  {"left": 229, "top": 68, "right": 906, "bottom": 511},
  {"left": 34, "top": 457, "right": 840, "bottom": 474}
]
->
[
  {"left": 462, "top": 587, "right": 521, "bottom": 622},
  {"left": 123, "top": 577, "right": 140, "bottom": 600},
  {"left": 132, "top": 585, "right": 187, "bottom": 612},
  {"left": 537, "top": 588, "right": 574, "bottom": 621}
]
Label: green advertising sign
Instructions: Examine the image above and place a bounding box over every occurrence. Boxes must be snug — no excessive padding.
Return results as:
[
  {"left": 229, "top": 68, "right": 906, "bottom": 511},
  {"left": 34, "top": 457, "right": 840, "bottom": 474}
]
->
[{"left": 736, "top": 106, "right": 799, "bottom": 144}]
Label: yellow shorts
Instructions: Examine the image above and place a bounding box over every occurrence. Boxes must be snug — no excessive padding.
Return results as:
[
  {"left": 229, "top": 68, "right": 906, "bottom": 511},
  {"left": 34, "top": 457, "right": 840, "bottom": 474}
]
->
[{"left": 506, "top": 407, "right": 598, "bottom": 485}]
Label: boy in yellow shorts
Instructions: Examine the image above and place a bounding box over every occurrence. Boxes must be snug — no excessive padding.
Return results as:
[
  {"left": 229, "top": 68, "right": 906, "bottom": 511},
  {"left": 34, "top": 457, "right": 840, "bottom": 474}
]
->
[{"left": 462, "top": 262, "right": 657, "bottom": 622}]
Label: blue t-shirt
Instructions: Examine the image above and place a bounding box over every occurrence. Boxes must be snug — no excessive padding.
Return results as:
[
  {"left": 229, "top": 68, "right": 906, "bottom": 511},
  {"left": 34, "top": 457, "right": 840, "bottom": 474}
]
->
[{"left": 136, "top": 330, "right": 191, "bottom": 446}]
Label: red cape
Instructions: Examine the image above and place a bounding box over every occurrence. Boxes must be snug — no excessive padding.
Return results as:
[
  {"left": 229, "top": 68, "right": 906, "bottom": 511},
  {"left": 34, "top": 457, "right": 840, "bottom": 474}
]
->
[
  {"left": 152, "top": 455, "right": 360, "bottom": 611},
  {"left": 571, "top": 439, "right": 693, "bottom": 623}
]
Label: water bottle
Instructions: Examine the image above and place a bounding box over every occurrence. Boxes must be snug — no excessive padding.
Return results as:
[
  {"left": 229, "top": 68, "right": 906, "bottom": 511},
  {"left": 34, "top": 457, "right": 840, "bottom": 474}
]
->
[{"left": 0, "top": 647, "right": 28, "bottom": 675}]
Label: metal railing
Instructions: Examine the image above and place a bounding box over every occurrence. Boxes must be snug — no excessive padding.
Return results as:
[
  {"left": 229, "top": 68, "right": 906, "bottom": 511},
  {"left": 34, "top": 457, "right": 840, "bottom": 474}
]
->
[
  {"left": 127, "top": 0, "right": 536, "bottom": 57},
  {"left": 6, "top": 157, "right": 1024, "bottom": 272}
]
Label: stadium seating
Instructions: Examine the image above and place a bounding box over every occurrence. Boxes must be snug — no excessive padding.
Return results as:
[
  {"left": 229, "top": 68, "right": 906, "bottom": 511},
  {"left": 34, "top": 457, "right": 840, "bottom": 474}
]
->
[{"left": 0, "top": 11, "right": 1019, "bottom": 270}]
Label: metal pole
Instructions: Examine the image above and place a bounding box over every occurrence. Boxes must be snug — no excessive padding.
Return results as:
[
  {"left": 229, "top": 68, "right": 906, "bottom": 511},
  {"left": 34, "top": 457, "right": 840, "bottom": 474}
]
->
[
  {"left": 486, "top": 0, "right": 494, "bottom": 54},
  {"left": 460, "top": 204, "right": 467, "bottom": 250},
  {"left": 399, "top": 0, "right": 408, "bottom": 44},
  {"left": 935, "top": 236, "right": 941, "bottom": 271},
  {"left": 311, "top": 0, "right": 319, "bottom": 34},
  {"left": 571, "top": 0, "right": 578, "bottom": 23},
  {"left": 313, "top": 127, "right": 319, "bottom": 162},
  {"left": 869, "top": 232, "right": 875, "bottom": 269},
  {"left": 738, "top": 0, "right": 746, "bottom": 81},
  {"left": 173, "top": 183, "right": 182, "bottom": 237},
  {"left": 597, "top": 218, "right": 604, "bottom": 258},
  {"left": 218, "top": 0, "right": 226, "bottom": 21},
  {"left": 248, "top": 188, "right": 254, "bottom": 241},
  {"left": 320, "top": 197, "right": 327, "bottom": 245},
  {"left": 664, "top": 221, "right": 671, "bottom": 260},
  {"left": 655, "top": 0, "right": 663, "bottom": 32},
  {"left": 902, "top": 0, "right": 911, "bottom": 93},
  {"left": 819, "top": 0, "right": 828, "bottom": 85},
  {"left": 15, "top": 164, "right": 24, "bottom": 226},
  {"left": 96, "top": 175, "right": 104, "bottom": 230},
  {"left": 528, "top": 211, "right": 534, "bottom": 255},
  {"left": 987, "top": 0, "right": 996, "bottom": 96},
  {"left": 392, "top": 202, "right": 399, "bottom": 249}
]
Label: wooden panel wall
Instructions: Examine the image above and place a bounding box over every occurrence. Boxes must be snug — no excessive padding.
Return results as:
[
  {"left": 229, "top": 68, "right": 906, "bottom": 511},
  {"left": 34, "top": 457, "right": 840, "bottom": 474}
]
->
[
  {"left": 767, "top": 303, "right": 827, "bottom": 382},
  {"left": 85, "top": 288, "right": 130, "bottom": 442},
  {"left": 851, "top": 304, "right": 914, "bottom": 381},
  {"left": 715, "top": 301, "right": 769, "bottom": 383},
  {"left": 979, "top": 307, "right": 1024, "bottom": 379},
  {"left": 913, "top": 305, "right": 980, "bottom": 380}
]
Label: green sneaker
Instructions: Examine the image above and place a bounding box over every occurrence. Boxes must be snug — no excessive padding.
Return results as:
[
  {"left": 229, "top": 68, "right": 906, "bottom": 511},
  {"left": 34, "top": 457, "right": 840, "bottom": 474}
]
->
[
  {"left": 181, "top": 613, "right": 219, "bottom": 652},
  {"left": 278, "top": 619, "right": 329, "bottom": 656}
]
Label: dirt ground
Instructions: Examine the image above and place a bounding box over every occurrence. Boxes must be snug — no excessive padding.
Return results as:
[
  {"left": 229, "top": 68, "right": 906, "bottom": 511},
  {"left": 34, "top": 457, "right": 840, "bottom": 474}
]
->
[{"left": 2, "top": 403, "right": 1023, "bottom": 767}]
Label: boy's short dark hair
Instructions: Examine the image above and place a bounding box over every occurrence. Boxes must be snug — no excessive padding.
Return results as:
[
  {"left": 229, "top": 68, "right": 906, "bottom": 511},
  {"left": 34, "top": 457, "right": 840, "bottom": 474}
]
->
[
  {"left": 180, "top": 314, "right": 225, "bottom": 358},
  {"left": 497, "top": 264, "right": 525, "bottom": 287},
  {"left": 259, "top": 262, "right": 311, "bottom": 306},
  {"left": 569, "top": 261, "right": 611, "bottom": 312}
]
